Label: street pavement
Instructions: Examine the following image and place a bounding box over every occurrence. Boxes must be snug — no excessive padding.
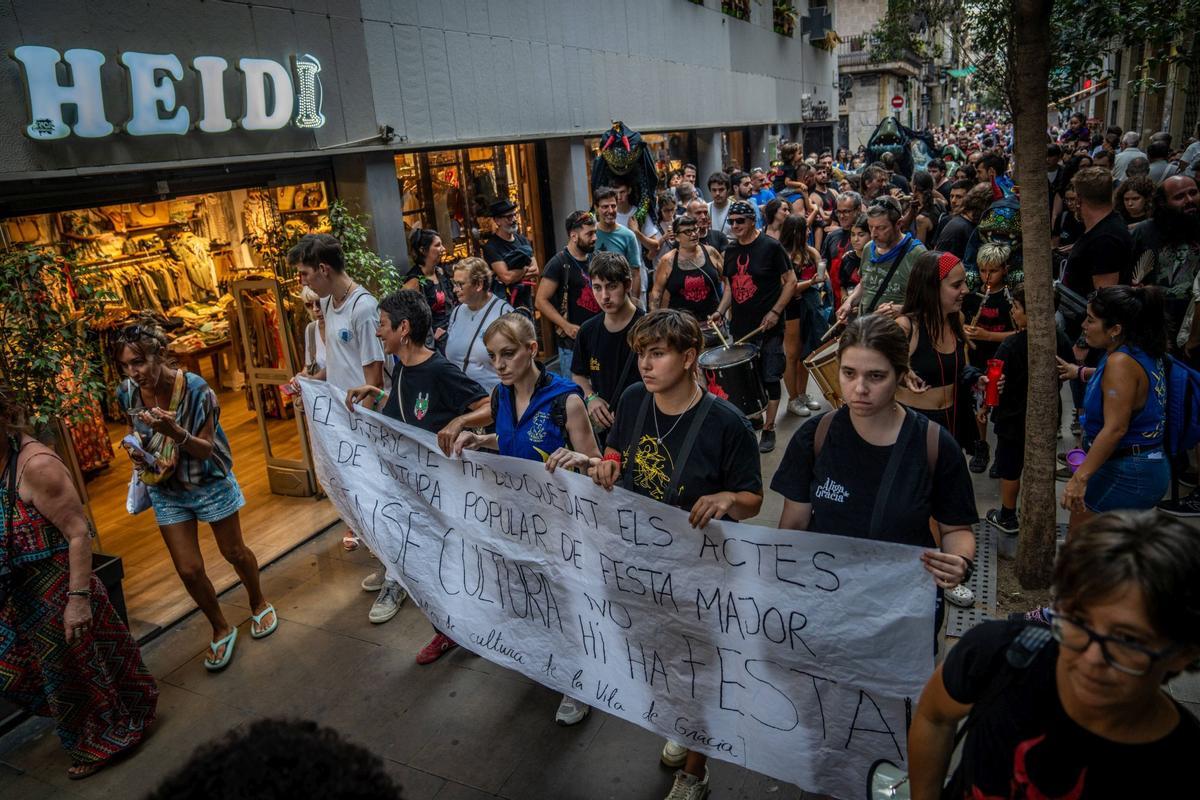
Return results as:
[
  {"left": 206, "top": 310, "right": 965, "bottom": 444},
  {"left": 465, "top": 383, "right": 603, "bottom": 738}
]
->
[{"left": 1, "top": 398, "right": 1197, "bottom": 799}]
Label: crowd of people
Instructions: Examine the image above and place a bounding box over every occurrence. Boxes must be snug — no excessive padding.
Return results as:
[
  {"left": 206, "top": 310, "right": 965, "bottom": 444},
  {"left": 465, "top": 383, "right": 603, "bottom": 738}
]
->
[{"left": 2, "top": 112, "right": 1200, "bottom": 799}]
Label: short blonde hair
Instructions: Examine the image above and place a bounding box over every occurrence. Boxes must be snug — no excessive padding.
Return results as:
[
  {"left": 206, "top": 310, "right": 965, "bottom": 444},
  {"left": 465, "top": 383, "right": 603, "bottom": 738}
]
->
[
  {"left": 976, "top": 242, "right": 1012, "bottom": 272},
  {"left": 300, "top": 286, "right": 319, "bottom": 305},
  {"left": 484, "top": 313, "right": 537, "bottom": 349},
  {"left": 454, "top": 256, "right": 491, "bottom": 288}
]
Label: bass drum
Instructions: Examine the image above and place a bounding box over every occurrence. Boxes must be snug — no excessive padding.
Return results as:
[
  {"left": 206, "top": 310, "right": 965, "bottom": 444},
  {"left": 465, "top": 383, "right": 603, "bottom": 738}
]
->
[
  {"left": 802, "top": 337, "right": 843, "bottom": 409},
  {"left": 698, "top": 343, "right": 768, "bottom": 418}
]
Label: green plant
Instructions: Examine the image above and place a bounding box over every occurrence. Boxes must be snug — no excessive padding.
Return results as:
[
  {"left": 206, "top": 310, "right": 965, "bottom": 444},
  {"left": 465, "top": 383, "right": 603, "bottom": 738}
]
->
[
  {"left": 0, "top": 248, "right": 107, "bottom": 431},
  {"left": 328, "top": 200, "right": 401, "bottom": 297},
  {"left": 774, "top": 1, "right": 798, "bottom": 21}
]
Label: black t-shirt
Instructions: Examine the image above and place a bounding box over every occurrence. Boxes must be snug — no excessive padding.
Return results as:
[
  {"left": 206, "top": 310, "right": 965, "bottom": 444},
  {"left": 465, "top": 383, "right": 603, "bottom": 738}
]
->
[
  {"left": 542, "top": 249, "right": 601, "bottom": 331},
  {"left": 403, "top": 264, "right": 456, "bottom": 334},
  {"left": 1063, "top": 211, "right": 1134, "bottom": 298},
  {"left": 607, "top": 383, "right": 762, "bottom": 512},
  {"left": 934, "top": 214, "right": 975, "bottom": 260},
  {"left": 961, "top": 288, "right": 1015, "bottom": 366},
  {"left": 773, "top": 164, "right": 797, "bottom": 193},
  {"left": 992, "top": 329, "right": 1074, "bottom": 438},
  {"left": 942, "top": 619, "right": 1200, "bottom": 800},
  {"left": 483, "top": 233, "right": 535, "bottom": 312},
  {"left": 571, "top": 308, "right": 644, "bottom": 406},
  {"left": 889, "top": 173, "right": 912, "bottom": 193},
  {"left": 722, "top": 233, "right": 791, "bottom": 340},
  {"left": 770, "top": 407, "right": 977, "bottom": 546},
  {"left": 381, "top": 351, "right": 487, "bottom": 432},
  {"left": 1054, "top": 211, "right": 1086, "bottom": 249}
]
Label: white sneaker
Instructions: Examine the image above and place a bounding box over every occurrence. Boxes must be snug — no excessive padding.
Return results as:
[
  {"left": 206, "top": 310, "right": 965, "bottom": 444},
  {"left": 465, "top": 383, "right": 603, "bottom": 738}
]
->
[
  {"left": 946, "top": 583, "right": 975, "bottom": 608},
  {"left": 368, "top": 580, "right": 406, "bottom": 623},
  {"left": 801, "top": 392, "right": 821, "bottom": 411},
  {"left": 554, "top": 694, "right": 590, "bottom": 725},
  {"left": 361, "top": 570, "right": 385, "bottom": 592},
  {"left": 787, "top": 397, "right": 812, "bottom": 417},
  {"left": 664, "top": 768, "right": 710, "bottom": 800},
  {"left": 661, "top": 739, "right": 688, "bottom": 768}
]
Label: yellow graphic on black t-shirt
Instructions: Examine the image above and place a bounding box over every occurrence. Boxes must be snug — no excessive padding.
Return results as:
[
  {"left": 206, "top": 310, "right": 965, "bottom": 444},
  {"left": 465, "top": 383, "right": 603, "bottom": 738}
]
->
[
  {"left": 590, "top": 356, "right": 600, "bottom": 372},
  {"left": 630, "top": 435, "right": 672, "bottom": 500}
]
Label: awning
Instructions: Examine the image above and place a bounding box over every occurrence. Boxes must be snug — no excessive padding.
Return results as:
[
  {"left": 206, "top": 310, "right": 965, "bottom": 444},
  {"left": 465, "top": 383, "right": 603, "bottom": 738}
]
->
[{"left": 947, "top": 66, "right": 977, "bottom": 78}]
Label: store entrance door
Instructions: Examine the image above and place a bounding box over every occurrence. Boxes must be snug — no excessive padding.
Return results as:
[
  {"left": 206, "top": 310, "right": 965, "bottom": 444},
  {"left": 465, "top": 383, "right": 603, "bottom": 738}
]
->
[{"left": 231, "top": 277, "right": 316, "bottom": 497}]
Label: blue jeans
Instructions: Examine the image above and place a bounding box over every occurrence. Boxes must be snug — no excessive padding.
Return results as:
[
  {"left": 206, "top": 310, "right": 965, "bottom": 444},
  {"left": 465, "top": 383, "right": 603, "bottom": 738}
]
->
[
  {"left": 1084, "top": 449, "right": 1169, "bottom": 513},
  {"left": 553, "top": 343, "right": 574, "bottom": 378}
]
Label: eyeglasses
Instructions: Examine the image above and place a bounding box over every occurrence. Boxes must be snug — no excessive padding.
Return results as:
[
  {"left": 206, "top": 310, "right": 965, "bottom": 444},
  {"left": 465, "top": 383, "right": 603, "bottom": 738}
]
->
[
  {"left": 676, "top": 228, "right": 698, "bottom": 237},
  {"left": 1045, "top": 608, "right": 1177, "bottom": 676}
]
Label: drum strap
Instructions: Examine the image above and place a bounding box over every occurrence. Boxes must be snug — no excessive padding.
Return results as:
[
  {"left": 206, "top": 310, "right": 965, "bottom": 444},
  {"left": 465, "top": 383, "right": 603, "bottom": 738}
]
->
[
  {"left": 623, "top": 390, "right": 716, "bottom": 505},
  {"left": 864, "top": 237, "right": 914, "bottom": 314}
]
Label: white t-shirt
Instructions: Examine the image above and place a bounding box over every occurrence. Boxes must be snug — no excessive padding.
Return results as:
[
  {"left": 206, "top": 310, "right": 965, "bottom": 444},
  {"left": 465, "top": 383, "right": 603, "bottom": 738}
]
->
[
  {"left": 321, "top": 286, "right": 384, "bottom": 393},
  {"left": 709, "top": 200, "right": 731, "bottom": 236},
  {"left": 444, "top": 296, "right": 513, "bottom": 392}
]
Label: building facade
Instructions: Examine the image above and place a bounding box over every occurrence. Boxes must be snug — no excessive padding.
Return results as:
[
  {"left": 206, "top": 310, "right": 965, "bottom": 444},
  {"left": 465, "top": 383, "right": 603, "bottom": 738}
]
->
[{"left": 0, "top": 0, "right": 836, "bottom": 632}]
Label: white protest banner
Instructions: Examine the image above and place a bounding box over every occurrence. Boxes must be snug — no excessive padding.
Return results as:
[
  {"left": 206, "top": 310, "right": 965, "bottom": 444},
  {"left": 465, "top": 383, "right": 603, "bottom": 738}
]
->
[{"left": 300, "top": 379, "right": 934, "bottom": 798}]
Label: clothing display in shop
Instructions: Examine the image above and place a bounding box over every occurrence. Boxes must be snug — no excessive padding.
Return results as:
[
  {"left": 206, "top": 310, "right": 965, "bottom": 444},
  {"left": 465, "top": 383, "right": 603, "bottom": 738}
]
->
[
  {"left": 168, "top": 232, "right": 218, "bottom": 296},
  {"left": 241, "top": 190, "right": 282, "bottom": 244},
  {"left": 168, "top": 299, "right": 234, "bottom": 353},
  {"left": 64, "top": 399, "right": 115, "bottom": 473},
  {"left": 80, "top": 258, "right": 193, "bottom": 313}
]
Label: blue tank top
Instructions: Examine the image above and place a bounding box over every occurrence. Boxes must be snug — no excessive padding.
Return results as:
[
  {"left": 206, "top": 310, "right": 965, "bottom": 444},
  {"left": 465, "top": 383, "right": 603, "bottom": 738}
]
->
[
  {"left": 494, "top": 369, "right": 582, "bottom": 462},
  {"left": 1082, "top": 345, "right": 1165, "bottom": 448}
]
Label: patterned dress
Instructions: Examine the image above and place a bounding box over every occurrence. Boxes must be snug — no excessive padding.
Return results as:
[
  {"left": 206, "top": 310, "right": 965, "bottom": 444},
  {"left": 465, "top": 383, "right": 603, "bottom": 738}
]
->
[{"left": 0, "top": 441, "right": 158, "bottom": 764}]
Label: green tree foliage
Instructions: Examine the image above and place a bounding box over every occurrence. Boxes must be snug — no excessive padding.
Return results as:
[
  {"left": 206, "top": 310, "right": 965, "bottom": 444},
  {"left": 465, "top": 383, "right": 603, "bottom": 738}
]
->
[
  {"left": 328, "top": 200, "right": 401, "bottom": 298},
  {"left": 0, "top": 249, "right": 107, "bottom": 431}
]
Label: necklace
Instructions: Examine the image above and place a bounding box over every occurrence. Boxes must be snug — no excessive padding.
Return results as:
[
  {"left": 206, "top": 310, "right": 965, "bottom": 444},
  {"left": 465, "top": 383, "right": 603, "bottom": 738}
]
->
[
  {"left": 652, "top": 386, "right": 701, "bottom": 444},
  {"left": 334, "top": 280, "right": 357, "bottom": 307}
]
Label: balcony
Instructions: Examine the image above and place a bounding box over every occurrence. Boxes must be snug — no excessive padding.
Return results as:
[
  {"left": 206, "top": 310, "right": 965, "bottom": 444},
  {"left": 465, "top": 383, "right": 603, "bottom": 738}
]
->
[{"left": 838, "top": 34, "right": 922, "bottom": 77}]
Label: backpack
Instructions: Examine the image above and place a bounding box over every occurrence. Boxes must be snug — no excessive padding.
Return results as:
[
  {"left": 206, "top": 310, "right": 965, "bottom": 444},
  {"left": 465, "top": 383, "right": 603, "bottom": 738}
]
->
[{"left": 1163, "top": 355, "right": 1200, "bottom": 458}]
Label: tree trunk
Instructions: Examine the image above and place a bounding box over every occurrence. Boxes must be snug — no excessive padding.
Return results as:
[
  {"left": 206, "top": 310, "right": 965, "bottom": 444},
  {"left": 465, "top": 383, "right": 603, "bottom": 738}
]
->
[{"left": 1010, "top": 0, "right": 1057, "bottom": 587}]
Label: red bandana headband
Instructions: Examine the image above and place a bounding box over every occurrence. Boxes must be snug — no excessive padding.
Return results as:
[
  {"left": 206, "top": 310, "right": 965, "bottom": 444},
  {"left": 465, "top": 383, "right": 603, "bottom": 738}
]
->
[{"left": 937, "top": 252, "right": 961, "bottom": 280}]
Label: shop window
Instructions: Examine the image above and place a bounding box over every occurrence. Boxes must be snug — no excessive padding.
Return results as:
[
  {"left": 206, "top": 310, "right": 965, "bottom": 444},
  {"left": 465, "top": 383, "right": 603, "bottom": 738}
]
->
[{"left": 395, "top": 143, "right": 543, "bottom": 265}]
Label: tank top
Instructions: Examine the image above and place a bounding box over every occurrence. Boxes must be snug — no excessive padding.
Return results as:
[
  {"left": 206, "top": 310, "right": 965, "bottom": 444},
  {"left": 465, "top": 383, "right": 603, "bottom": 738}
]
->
[
  {"left": 909, "top": 322, "right": 964, "bottom": 391},
  {"left": 494, "top": 369, "right": 583, "bottom": 462},
  {"left": 1, "top": 438, "right": 68, "bottom": 574},
  {"left": 665, "top": 246, "right": 721, "bottom": 321},
  {"left": 1082, "top": 345, "right": 1165, "bottom": 448}
]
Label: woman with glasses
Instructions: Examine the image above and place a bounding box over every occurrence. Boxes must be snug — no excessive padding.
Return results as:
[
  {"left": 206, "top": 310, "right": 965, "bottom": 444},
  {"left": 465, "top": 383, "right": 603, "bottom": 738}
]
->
[
  {"left": 300, "top": 286, "right": 325, "bottom": 376},
  {"left": 650, "top": 215, "right": 723, "bottom": 331},
  {"left": 908, "top": 509, "right": 1200, "bottom": 798},
  {"left": 403, "top": 228, "right": 457, "bottom": 352},
  {"left": 1057, "top": 286, "right": 1170, "bottom": 534},
  {"left": 113, "top": 324, "right": 276, "bottom": 672}
]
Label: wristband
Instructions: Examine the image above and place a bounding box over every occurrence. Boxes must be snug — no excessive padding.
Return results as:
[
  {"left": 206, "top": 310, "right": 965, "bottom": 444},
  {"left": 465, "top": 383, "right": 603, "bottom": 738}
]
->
[
  {"left": 67, "top": 589, "right": 91, "bottom": 598},
  {"left": 376, "top": 390, "right": 386, "bottom": 404},
  {"left": 960, "top": 556, "right": 975, "bottom": 584},
  {"left": 585, "top": 393, "right": 599, "bottom": 407},
  {"left": 602, "top": 452, "right": 621, "bottom": 466}
]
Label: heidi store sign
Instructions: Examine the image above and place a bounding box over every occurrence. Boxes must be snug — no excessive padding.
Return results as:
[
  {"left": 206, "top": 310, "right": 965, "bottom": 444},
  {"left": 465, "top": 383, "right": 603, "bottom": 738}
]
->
[{"left": 11, "top": 45, "right": 326, "bottom": 140}]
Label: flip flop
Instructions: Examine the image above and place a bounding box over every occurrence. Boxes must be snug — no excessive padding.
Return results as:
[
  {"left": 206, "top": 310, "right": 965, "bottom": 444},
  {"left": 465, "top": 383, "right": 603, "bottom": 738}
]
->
[
  {"left": 250, "top": 603, "right": 278, "bottom": 640},
  {"left": 203, "top": 627, "right": 238, "bottom": 672},
  {"left": 67, "top": 760, "right": 106, "bottom": 780}
]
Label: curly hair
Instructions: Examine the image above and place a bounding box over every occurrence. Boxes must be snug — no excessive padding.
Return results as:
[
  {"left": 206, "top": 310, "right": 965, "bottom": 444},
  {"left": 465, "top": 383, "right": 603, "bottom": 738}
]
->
[{"left": 143, "top": 718, "right": 404, "bottom": 800}]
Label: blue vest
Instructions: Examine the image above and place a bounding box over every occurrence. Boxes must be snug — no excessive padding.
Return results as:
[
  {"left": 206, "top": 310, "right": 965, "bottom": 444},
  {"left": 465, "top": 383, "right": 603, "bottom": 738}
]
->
[{"left": 495, "top": 370, "right": 582, "bottom": 462}]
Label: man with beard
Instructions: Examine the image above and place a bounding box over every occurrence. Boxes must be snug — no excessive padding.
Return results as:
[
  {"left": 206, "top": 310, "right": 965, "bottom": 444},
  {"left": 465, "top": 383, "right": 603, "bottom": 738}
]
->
[
  {"left": 808, "top": 164, "right": 840, "bottom": 250},
  {"left": 861, "top": 164, "right": 890, "bottom": 202},
  {"left": 483, "top": 200, "right": 539, "bottom": 315},
  {"left": 536, "top": 211, "right": 601, "bottom": 377},
  {"left": 935, "top": 181, "right": 991, "bottom": 260},
  {"left": 928, "top": 158, "right": 952, "bottom": 198},
  {"left": 821, "top": 191, "right": 865, "bottom": 307},
  {"left": 707, "top": 171, "right": 733, "bottom": 235},
  {"left": 1134, "top": 176, "right": 1200, "bottom": 345},
  {"left": 729, "top": 170, "right": 765, "bottom": 228}
]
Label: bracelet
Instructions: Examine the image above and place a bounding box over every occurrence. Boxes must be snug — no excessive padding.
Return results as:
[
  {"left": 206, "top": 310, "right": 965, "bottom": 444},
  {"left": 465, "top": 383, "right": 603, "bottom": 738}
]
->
[
  {"left": 67, "top": 589, "right": 91, "bottom": 598},
  {"left": 602, "top": 451, "right": 622, "bottom": 466},
  {"left": 376, "top": 390, "right": 386, "bottom": 405},
  {"left": 960, "top": 556, "right": 975, "bottom": 584},
  {"left": 174, "top": 430, "right": 189, "bottom": 446},
  {"left": 585, "top": 393, "right": 599, "bottom": 407}
]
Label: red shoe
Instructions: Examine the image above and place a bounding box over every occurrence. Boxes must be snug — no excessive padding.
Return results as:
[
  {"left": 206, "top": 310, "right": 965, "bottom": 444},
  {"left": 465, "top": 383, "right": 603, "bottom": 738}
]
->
[{"left": 416, "top": 632, "right": 458, "bottom": 665}]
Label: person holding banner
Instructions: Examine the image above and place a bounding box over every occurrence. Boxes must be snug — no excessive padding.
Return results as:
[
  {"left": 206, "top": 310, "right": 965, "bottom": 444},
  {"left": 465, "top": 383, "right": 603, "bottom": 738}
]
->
[
  {"left": 552, "top": 309, "right": 763, "bottom": 800},
  {"left": 451, "top": 312, "right": 601, "bottom": 725},
  {"left": 907, "top": 510, "right": 1200, "bottom": 799},
  {"left": 346, "top": 290, "right": 491, "bottom": 630},
  {"left": 772, "top": 314, "right": 978, "bottom": 634}
]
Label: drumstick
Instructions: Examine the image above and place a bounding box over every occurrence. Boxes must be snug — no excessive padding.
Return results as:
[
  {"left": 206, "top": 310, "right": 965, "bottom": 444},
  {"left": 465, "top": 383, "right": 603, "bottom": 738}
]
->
[
  {"left": 733, "top": 324, "right": 767, "bottom": 346},
  {"left": 819, "top": 320, "right": 845, "bottom": 344},
  {"left": 711, "top": 325, "right": 730, "bottom": 347}
]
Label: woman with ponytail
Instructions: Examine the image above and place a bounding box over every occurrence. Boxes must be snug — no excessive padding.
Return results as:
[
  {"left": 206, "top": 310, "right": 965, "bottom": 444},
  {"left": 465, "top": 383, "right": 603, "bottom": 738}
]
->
[
  {"left": 1058, "top": 286, "right": 1170, "bottom": 532},
  {"left": 896, "top": 251, "right": 989, "bottom": 452},
  {"left": 403, "top": 228, "right": 457, "bottom": 352}
]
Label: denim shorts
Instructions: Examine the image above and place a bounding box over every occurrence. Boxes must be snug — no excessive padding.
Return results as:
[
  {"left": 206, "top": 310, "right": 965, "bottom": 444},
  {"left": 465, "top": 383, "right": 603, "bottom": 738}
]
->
[
  {"left": 147, "top": 473, "right": 246, "bottom": 527},
  {"left": 1083, "top": 450, "right": 1169, "bottom": 513}
]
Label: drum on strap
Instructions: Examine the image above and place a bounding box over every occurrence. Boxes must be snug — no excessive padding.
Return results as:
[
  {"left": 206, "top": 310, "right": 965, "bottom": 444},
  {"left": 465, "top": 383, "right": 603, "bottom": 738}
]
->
[
  {"left": 802, "top": 338, "right": 843, "bottom": 409},
  {"left": 700, "top": 320, "right": 730, "bottom": 350},
  {"left": 698, "top": 343, "right": 768, "bottom": 418}
]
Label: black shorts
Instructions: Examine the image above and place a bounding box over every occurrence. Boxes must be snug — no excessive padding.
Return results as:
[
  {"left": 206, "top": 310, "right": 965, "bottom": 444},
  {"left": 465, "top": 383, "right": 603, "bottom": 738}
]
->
[
  {"left": 993, "top": 434, "right": 1024, "bottom": 481},
  {"left": 757, "top": 331, "right": 785, "bottom": 399}
]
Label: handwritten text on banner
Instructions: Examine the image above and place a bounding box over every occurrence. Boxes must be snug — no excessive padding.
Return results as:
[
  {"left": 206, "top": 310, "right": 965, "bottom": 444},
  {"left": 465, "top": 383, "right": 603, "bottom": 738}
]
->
[{"left": 300, "top": 379, "right": 934, "bottom": 797}]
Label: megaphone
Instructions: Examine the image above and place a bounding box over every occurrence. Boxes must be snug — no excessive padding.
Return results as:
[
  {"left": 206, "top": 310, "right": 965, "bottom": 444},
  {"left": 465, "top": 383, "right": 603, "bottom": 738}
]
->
[{"left": 866, "top": 759, "right": 910, "bottom": 799}]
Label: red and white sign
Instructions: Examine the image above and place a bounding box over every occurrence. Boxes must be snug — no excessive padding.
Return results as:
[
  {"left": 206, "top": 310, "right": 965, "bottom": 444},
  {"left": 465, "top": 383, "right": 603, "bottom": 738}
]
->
[{"left": 891, "top": 94, "right": 905, "bottom": 110}]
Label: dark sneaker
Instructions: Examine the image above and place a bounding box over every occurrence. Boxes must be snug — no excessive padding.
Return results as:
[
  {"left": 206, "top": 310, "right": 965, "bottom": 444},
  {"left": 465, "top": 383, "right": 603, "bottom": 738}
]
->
[
  {"left": 759, "top": 428, "right": 776, "bottom": 454},
  {"left": 1178, "top": 469, "right": 1199, "bottom": 488},
  {"left": 968, "top": 441, "right": 990, "bottom": 474},
  {"left": 416, "top": 632, "right": 459, "bottom": 665},
  {"left": 986, "top": 508, "right": 1019, "bottom": 534},
  {"left": 1157, "top": 493, "right": 1200, "bottom": 517},
  {"left": 1056, "top": 465, "right": 1072, "bottom": 481}
]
